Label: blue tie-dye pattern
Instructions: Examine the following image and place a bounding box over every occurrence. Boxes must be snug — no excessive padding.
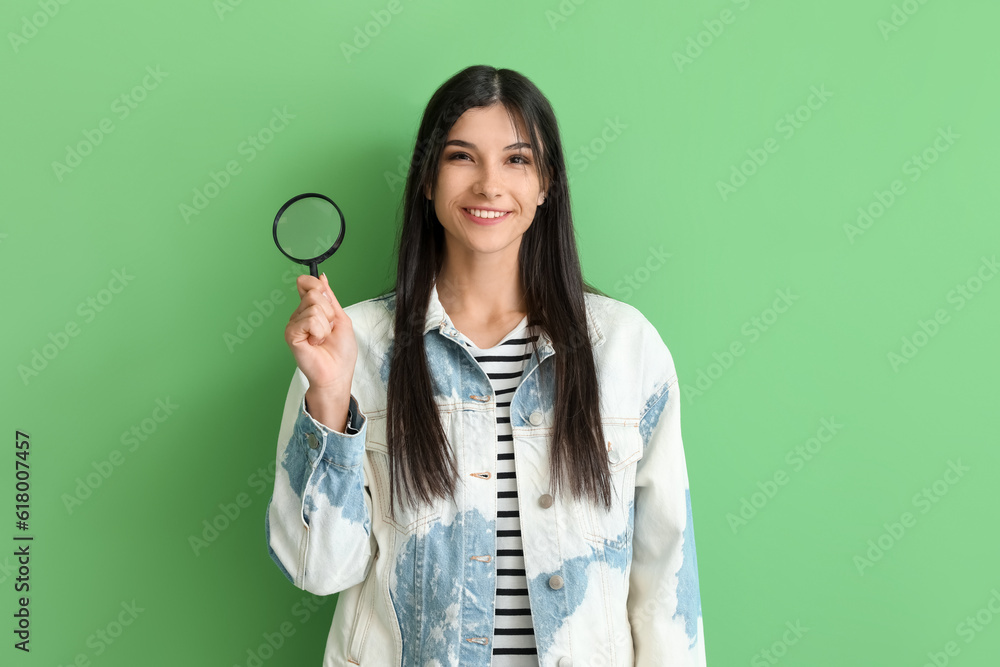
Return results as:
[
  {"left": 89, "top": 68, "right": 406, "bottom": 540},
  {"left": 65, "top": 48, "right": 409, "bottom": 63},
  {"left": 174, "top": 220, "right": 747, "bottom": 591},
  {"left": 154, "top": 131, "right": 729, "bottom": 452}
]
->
[
  {"left": 264, "top": 500, "right": 295, "bottom": 583},
  {"left": 267, "top": 288, "right": 707, "bottom": 665},
  {"left": 302, "top": 491, "right": 318, "bottom": 522},
  {"left": 529, "top": 553, "right": 593, "bottom": 663},
  {"left": 380, "top": 292, "right": 396, "bottom": 312},
  {"left": 391, "top": 508, "right": 497, "bottom": 667},
  {"left": 379, "top": 343, "right": 392, "bottom": 385},
  {"left": 673, "top": 488, "right": 701, "bottom": 649},
  {"left": 426, "top": 332, "right": 488, "bottom": 400},
  {"left": 280, "top": 413, "right": 312, "bottom": 500},
  {"left": 312, "top": 466, "right": 369, "bottom": 527},
  {"left": 602, "top": 498, "right": 635, "bottom": 572},
  {"left": 389, "top": 502, "right": 634, "bottom": 666},
  {"left": 638, "top": 382, "right": 668, "bottom": 450},
  {"left": 530, "top": 517, "right": 633, "bottom": 664},
  {"left": 282, "top": 411, "right": 369, "bottom": 528},
  {"left": 637, "top": 382, "right": 702, "bottom": 648}
]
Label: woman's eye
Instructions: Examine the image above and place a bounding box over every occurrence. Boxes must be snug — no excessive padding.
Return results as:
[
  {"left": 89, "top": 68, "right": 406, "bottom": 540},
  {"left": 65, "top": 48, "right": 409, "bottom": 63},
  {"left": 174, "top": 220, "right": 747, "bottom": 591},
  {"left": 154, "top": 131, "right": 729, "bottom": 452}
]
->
[{"left": 446, "top": 152, "right": 530, "bottom": 165}]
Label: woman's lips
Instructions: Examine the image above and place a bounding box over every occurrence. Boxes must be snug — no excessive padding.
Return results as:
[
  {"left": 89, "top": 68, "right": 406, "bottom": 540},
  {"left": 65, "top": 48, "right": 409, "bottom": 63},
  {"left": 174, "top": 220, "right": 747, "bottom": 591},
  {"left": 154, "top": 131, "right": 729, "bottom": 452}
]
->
[{"left": 461, "top": 207, "right": 511, "bottom": 225}]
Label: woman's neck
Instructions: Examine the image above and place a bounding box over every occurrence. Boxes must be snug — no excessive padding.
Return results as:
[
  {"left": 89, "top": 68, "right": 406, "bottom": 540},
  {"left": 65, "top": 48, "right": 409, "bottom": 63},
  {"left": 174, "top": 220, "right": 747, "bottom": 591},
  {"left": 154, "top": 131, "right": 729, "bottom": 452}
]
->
[{"left": 435, "top": 259, "right": 526, "bottom": 326}]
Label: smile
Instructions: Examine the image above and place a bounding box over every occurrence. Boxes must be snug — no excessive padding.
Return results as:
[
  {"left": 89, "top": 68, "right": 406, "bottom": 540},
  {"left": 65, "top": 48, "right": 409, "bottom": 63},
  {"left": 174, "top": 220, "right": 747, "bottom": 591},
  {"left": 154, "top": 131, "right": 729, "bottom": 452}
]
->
[{"left": 462, "top": 208, "right": 511, "bottom": 224}]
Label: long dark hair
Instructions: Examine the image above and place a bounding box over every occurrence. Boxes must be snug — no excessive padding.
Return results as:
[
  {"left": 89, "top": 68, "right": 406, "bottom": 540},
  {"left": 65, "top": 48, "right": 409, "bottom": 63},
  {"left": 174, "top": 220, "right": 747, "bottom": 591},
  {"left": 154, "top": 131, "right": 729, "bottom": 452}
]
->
[{"left": 383, "top": 65, "right": 612, "bottom": 519}]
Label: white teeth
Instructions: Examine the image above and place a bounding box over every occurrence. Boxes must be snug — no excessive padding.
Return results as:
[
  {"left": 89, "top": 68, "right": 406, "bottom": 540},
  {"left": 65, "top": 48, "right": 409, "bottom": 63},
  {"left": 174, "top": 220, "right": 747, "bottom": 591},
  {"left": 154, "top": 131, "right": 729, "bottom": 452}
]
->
[{"left": 467, "top": 208, "right": 509, "bottom": 220}]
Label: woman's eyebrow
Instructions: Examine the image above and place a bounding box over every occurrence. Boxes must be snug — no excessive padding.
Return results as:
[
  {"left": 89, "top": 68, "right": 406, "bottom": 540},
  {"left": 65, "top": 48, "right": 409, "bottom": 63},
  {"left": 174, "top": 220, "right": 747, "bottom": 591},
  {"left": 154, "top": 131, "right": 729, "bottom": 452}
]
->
[{"left": 444, "top": 139, "right": 533, "bottom": 151}]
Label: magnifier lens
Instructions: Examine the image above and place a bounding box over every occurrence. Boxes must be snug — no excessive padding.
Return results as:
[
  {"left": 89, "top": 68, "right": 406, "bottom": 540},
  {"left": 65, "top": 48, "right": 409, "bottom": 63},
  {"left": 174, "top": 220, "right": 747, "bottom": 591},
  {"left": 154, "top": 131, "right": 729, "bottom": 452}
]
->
[{"left": 275, "top": 196, "right": 341, "bottom": 260}]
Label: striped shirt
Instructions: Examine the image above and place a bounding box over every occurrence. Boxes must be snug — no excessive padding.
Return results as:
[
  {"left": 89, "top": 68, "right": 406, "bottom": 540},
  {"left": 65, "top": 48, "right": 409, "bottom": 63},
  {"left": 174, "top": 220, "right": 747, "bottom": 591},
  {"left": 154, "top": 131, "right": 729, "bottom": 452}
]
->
[{"left": 454, "top": 314, "right": 540, "bottom": 666}]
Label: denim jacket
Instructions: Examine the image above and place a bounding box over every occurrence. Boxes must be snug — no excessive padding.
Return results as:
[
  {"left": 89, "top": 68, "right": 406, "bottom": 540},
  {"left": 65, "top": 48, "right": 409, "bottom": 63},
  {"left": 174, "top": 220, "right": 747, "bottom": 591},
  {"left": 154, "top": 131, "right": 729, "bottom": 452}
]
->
[{"left": 265, "top": 282, "right": 706, "bottom": 667}]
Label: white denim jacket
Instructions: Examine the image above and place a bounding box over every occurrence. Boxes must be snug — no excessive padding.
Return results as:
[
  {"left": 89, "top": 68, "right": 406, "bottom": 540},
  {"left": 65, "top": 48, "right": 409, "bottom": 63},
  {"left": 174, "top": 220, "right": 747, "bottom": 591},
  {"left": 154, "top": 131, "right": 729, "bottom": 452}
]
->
[{"left": 265, "top": 282, "right": 706, "bottom": 667}]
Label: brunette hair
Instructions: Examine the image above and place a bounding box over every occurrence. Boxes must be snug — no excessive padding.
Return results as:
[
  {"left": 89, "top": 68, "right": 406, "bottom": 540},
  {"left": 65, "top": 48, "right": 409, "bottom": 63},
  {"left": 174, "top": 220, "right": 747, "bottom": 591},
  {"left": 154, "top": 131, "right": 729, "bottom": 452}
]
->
[{"left": 382, "top": 65, "right": 613, "bottom": 518}]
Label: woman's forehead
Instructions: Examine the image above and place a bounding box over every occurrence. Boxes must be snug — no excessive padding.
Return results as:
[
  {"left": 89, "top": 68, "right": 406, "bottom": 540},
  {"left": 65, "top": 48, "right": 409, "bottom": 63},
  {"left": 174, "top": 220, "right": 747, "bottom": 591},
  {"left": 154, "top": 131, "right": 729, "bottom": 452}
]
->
[{"left": 448, "top": 105, "right": 532, "bottom": 143}]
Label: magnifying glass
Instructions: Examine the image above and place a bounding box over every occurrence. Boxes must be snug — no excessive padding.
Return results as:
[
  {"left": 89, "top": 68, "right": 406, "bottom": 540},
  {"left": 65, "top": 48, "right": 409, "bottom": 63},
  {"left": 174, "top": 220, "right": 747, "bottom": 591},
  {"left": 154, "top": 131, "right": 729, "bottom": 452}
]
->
[{"left": 272, "top": 193, "right": 346, "bottom": 278}]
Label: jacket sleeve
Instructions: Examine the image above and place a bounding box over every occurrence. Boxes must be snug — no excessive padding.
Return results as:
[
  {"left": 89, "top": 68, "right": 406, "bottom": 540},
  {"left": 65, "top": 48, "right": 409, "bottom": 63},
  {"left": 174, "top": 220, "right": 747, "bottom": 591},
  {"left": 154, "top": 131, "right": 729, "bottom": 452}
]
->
[
  {"left": 628, "top": 323, "right": 706, "bottom": 665},
  {"left": 264, "top": 366, "right": 376, "bottom": 595}
]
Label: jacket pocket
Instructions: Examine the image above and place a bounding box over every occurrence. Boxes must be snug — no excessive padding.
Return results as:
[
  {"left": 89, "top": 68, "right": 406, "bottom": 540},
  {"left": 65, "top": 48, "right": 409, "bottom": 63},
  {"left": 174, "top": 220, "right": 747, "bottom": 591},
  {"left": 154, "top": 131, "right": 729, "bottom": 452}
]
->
[
  {"left": 583, "top": 419, "right": 643, "bottom": 551},
  {"left": 365, "top": 413, "right": 444, "bottom": 535}
]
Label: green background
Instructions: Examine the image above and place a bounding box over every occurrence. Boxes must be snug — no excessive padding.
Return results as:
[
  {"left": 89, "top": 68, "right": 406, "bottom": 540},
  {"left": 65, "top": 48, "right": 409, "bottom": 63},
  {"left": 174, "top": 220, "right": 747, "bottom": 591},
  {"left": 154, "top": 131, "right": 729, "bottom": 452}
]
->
[{"left": 2, "top": 0, "right": 998, "bottom": 665}]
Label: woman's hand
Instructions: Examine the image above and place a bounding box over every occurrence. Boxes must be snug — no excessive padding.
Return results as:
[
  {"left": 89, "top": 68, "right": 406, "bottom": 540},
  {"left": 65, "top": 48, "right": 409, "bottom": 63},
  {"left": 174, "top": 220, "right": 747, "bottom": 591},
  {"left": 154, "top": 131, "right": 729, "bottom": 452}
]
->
[{"left": 285, "top": 273, "right": 358, "bottom": 395}]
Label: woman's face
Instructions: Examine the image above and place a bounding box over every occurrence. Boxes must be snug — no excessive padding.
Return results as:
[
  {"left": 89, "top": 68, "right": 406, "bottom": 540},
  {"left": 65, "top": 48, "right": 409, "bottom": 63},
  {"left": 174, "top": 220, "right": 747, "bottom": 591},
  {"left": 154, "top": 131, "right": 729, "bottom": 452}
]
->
[{"left": 426, "top": 104, "right": 547, "bottom": 266}]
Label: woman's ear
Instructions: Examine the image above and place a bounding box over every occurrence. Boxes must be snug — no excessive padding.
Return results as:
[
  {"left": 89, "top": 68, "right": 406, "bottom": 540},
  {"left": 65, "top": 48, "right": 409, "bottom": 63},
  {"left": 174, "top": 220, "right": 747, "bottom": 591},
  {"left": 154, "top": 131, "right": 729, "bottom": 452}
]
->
[{"left": 538, "top": 167, "right": 552, "bottom": 204}]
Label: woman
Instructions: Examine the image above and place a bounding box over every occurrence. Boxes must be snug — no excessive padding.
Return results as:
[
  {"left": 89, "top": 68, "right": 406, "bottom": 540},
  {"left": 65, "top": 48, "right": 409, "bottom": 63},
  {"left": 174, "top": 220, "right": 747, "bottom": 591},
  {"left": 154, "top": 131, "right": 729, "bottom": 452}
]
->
[{"left": 265, "top": 65, "right": 706, "bottom": 667}]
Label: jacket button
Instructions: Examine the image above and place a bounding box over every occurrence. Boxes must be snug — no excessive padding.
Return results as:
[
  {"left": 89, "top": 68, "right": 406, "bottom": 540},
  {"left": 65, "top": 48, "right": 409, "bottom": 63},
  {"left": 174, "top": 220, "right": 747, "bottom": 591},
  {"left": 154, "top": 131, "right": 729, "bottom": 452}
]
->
[
  {"left": 306, "top": 433, "right": 320, "bottom": 449},
  {"left": 529, "top": 411, "right": 543, "bottom": 425},
  {"left": 548, "top": 574, "right": 563, "bottom": 590},
  {"left": 607, "top": 448, "right": 620, "bottom": 464},
  {"left": 538, "top": 493, "right": 553, "bottom": 509},
  {"left": 558, "top": 658, "right": 573, "bottom": 667}
]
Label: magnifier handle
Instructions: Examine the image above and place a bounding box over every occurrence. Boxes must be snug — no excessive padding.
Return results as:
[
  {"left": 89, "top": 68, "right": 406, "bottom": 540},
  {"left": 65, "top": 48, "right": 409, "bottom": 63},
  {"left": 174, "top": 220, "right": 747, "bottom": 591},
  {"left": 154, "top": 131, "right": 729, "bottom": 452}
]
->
[{"left": 309, "top": 261, "right": 319, "bottom": 278}]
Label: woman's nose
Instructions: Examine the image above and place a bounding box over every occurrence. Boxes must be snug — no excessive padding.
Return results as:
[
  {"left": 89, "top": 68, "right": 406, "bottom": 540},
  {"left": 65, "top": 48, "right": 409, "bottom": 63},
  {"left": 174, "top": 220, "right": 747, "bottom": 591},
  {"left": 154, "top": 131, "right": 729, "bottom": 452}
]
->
[{"left": 473, "top": 163, "right": 503, "bottom": 198}]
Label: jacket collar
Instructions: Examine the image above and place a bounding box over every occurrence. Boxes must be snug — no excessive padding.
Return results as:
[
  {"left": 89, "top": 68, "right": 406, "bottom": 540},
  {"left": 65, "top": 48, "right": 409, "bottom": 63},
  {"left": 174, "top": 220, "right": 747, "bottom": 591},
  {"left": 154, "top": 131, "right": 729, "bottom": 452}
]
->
[{"left": 422, "top": 279, "right": 605, "bottom": 351}]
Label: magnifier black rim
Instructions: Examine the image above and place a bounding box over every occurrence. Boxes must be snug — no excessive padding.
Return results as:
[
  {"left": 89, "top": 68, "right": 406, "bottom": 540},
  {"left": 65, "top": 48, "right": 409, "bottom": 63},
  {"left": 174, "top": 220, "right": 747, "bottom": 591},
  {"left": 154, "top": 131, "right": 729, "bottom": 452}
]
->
[{"left": 272, "top": 192, "right": 346, "bottom": 266}]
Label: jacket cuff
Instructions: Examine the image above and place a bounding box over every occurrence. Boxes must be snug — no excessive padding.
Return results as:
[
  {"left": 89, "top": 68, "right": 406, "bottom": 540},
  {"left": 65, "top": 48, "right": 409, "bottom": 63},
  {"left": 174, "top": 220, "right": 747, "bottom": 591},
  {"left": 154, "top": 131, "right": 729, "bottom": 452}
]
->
[{"left": 297, "top": 394, "right": 367, "bottom": 469}]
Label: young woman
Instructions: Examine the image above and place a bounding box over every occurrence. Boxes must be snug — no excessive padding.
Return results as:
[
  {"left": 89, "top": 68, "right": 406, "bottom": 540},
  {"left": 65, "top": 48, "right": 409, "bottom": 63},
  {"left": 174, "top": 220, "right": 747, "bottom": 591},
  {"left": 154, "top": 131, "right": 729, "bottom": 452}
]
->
[{"left": 266, "top": 65, "right": 706, "bottom": 667}]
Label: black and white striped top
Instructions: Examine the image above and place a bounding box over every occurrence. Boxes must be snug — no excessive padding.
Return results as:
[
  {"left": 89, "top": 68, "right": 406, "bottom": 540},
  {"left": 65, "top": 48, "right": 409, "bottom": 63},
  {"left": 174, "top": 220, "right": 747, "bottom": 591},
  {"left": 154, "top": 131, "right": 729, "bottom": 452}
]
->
[{"left": 455, "top": 314, "right": 540, "bottom": 666}]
